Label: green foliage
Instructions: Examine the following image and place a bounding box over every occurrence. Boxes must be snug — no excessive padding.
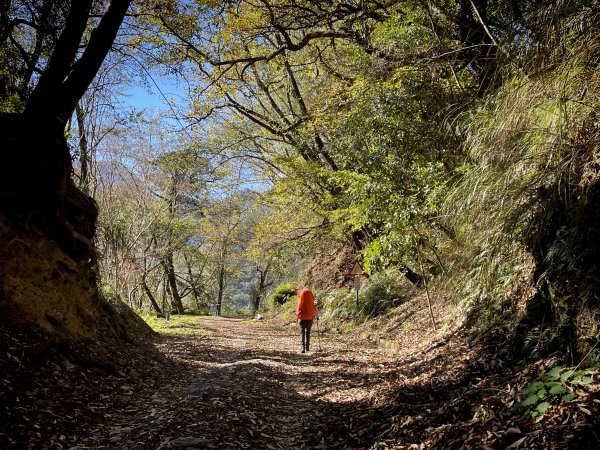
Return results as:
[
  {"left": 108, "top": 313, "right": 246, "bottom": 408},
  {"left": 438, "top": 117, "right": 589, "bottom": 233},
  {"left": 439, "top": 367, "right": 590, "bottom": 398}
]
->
[
  {"left": 137, "top": 0, "right": 474, "bottom": 279},
  {"left": 359, "top": 272, "right": 408, "bottom": 318},
  {"left": 326, "top": 42, "right": 464, "bottom": 273},
  {"left": 0, "top": 92, "right": 25, "bottom": 113},
  {"left": 0, "top": 42, "right": 27, "bottom": 112},
  {"left": 320, "top": 272, "right": 410, "bottom": 323},
  {"left": 514, "top": 366, "right": 598, "bottom": 420},
  {"left": 372, "top": 3, "right": 434, "bottom": 54},
  {"left": 268, "top": 281, "right": 297, "bottom": 308}
]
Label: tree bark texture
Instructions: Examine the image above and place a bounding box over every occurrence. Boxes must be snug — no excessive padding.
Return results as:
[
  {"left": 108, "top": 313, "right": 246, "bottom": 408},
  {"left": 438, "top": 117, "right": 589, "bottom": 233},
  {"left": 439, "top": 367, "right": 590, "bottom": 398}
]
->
[{"left": 163, "top": 254, "right": 185, "bottom": 314}]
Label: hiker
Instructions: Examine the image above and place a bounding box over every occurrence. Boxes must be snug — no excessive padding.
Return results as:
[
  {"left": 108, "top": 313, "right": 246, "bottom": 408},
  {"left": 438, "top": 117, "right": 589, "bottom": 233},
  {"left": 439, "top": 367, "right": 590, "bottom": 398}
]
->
[{"left": 296, "top": 286, "right": 318, "bottom": 353}]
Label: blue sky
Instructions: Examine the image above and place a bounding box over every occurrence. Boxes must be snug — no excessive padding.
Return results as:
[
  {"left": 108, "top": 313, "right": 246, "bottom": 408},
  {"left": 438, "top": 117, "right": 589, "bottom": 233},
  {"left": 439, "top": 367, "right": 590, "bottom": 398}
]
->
[
  {"left": 123, "top": 75, "right": 187, "bottom": 112},
  {"left": 124, "top": 84, "right": 165, "bottom": 110}
]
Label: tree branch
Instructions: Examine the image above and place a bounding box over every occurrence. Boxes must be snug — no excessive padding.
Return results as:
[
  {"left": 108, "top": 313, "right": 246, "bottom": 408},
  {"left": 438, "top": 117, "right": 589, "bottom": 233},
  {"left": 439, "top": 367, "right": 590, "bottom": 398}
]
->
[
  {"left": 25, "top": 0, "right": 94, "bottom": 118},
  {"left": 59, "top": 0, "right": 133, "bottom": 122}
]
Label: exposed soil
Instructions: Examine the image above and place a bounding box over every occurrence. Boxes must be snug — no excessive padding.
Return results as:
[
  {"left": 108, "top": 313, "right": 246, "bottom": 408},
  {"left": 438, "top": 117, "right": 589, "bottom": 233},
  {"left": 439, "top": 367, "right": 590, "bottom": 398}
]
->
[
  {"left": 1, "top": 314, "right": 599, "bottom": 449},
  {"left": 0, "top": 218, "right": 140, "bottom": 342}
]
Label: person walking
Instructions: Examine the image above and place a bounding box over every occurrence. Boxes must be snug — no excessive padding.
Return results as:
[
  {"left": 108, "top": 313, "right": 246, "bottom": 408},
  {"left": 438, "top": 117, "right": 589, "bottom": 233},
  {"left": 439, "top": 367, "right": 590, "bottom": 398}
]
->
[{"left": 296, "top": 286, "right": 318, "bottom": 353}]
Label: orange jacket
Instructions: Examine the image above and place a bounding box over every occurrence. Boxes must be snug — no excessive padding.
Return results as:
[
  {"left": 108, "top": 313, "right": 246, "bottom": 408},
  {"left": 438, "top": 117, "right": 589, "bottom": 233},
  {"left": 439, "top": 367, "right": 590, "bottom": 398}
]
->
[{"left": 296, "top": 288, "right": 317, "bottom": 320}]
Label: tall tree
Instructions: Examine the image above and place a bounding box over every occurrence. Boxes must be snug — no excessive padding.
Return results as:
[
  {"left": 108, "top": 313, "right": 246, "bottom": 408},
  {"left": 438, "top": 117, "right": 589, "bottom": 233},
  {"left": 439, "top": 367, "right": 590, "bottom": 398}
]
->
[
  {"left": 1, "top": 0, "right": 131, "bottom": 254},
  {"left": 93, "top": 118, "right": 212, "bottom": 315},
  {"left": 203, "top": 192, "right": 248, "bottom": 315},
  {"left": 137, "top": 0, "right": 457, "bottom": 282},
  {"left": 0, "top": 0, "right": 133, "bottom": 337}
]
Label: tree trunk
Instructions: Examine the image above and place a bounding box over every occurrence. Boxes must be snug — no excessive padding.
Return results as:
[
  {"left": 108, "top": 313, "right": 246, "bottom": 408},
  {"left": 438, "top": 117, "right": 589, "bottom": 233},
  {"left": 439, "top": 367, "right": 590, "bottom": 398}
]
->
[
  {"left": 216, "top": 264, "right": 225, "bottom": 316},
  {"left": 400, "top": 265, "right": 425, "bottom": 287},
  {"left": 161, "top": 276, "right": 170, "bottom": 321},
  {"left": 250, "top": 263, "right": 271, "bottom": 315},
  {"left": 163, "top": 254, "right": 185, "bottom": 314},
  {"left": 0, "top": 0, "right": 133, "bottom": 339},
  {"left": 75, "top": 102, "right": 90, "bottom": 193},
  {"left": 184, "top": 255, "right": 205, "bottom": 313},
  {"left": 141, "top": 276, "right": 163, "bottom": 316}
]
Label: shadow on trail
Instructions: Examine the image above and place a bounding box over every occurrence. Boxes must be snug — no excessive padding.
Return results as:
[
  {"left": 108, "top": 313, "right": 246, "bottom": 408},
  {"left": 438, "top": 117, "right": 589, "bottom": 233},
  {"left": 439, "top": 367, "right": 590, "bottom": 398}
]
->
[
  {"left": 5, "top": 316, "right": 597, "bottom": 449},
  {"left": 89, "top": 320, "right": 586, "bottom": 450},
  {"left": 91, "top": 335, "right": 390, "bottom": 449}
]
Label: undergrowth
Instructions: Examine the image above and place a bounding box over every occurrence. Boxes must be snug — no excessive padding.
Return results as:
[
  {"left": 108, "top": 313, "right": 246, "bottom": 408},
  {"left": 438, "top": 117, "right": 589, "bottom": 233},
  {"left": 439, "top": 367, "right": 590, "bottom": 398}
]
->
[
  {"left": 137, "top": 312, "right": 212, "bottom": 337},
  {"left": 443, "top": 7, "right": 600, "bottom": 362},
  {"left": 515, "top": 365, "right": 598, "bottom": 421},
  {"left": 317, "top": 272, "right": 414, "bottom": 327}
]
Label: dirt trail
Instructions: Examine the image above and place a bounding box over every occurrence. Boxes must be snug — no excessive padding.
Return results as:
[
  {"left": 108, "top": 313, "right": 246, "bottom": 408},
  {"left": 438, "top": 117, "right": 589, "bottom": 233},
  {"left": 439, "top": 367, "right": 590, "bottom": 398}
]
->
[
  {"left": 6, "top": 313, "right": 597, "bottom": 448},
  {"left": 89, "top": 317, "right": 395, "bottom": 449}
]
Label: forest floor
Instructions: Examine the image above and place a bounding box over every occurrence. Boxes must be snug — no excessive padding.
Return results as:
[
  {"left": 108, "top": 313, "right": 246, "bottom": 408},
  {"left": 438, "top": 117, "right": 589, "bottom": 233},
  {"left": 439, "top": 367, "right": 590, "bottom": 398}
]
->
[{"left": 2, "top": 312, "right": 599, "bottom": 449}]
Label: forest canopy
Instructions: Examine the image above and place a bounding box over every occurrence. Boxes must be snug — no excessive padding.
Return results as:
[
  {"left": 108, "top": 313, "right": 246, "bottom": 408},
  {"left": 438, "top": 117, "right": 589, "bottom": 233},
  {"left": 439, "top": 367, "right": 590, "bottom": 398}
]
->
[
  {"left": 1, "top": 2, "right": 600, "bottom": 449},
  {"left": 0, "top": 0, "right": 599, "bottom": 358}
]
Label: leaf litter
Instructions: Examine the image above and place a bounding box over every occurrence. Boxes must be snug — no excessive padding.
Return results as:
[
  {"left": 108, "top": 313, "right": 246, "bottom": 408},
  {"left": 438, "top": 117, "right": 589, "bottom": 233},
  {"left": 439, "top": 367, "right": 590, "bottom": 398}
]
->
[{"left": 1, "top": 314, "right": 599, "bottom": 449}]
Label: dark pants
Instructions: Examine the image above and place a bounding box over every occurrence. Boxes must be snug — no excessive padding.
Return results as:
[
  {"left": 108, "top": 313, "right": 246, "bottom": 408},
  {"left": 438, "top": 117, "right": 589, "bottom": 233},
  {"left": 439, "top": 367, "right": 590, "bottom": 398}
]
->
[{"left": 299, "top": 319, "right": 313, "bottom": 351}]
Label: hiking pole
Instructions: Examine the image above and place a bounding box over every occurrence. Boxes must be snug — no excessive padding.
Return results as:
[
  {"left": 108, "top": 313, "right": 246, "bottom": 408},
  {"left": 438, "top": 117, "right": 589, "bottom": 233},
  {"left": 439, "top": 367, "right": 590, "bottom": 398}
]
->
[
  {"left": 316, "top": 317, "right": 322, "bottom": 351},
  {"left": 294, "top": 319, "right": 299, "bottom": 353}
]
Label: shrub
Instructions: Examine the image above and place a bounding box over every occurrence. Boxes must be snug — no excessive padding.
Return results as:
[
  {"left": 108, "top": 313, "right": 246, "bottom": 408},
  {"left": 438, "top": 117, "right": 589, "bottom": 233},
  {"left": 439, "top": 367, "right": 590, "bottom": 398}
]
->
[
  {"left": 269, "top": 281, "right": 297, "bottom": 308},
  {"left": 358, "top": 272, "right": 407, "bottom": 319},
  {"left": 319, "top": 272, "right": 409, "bottom": 324},
  {"left": 321, "top": 290, "right": 356, "bottom": 322}
]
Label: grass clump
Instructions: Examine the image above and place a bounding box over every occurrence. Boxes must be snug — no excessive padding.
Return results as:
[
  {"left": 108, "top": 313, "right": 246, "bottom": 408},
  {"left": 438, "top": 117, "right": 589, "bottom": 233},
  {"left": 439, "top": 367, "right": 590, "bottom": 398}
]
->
[{"left": 137, "top": 312, "right": 212, "bottom": 337}]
